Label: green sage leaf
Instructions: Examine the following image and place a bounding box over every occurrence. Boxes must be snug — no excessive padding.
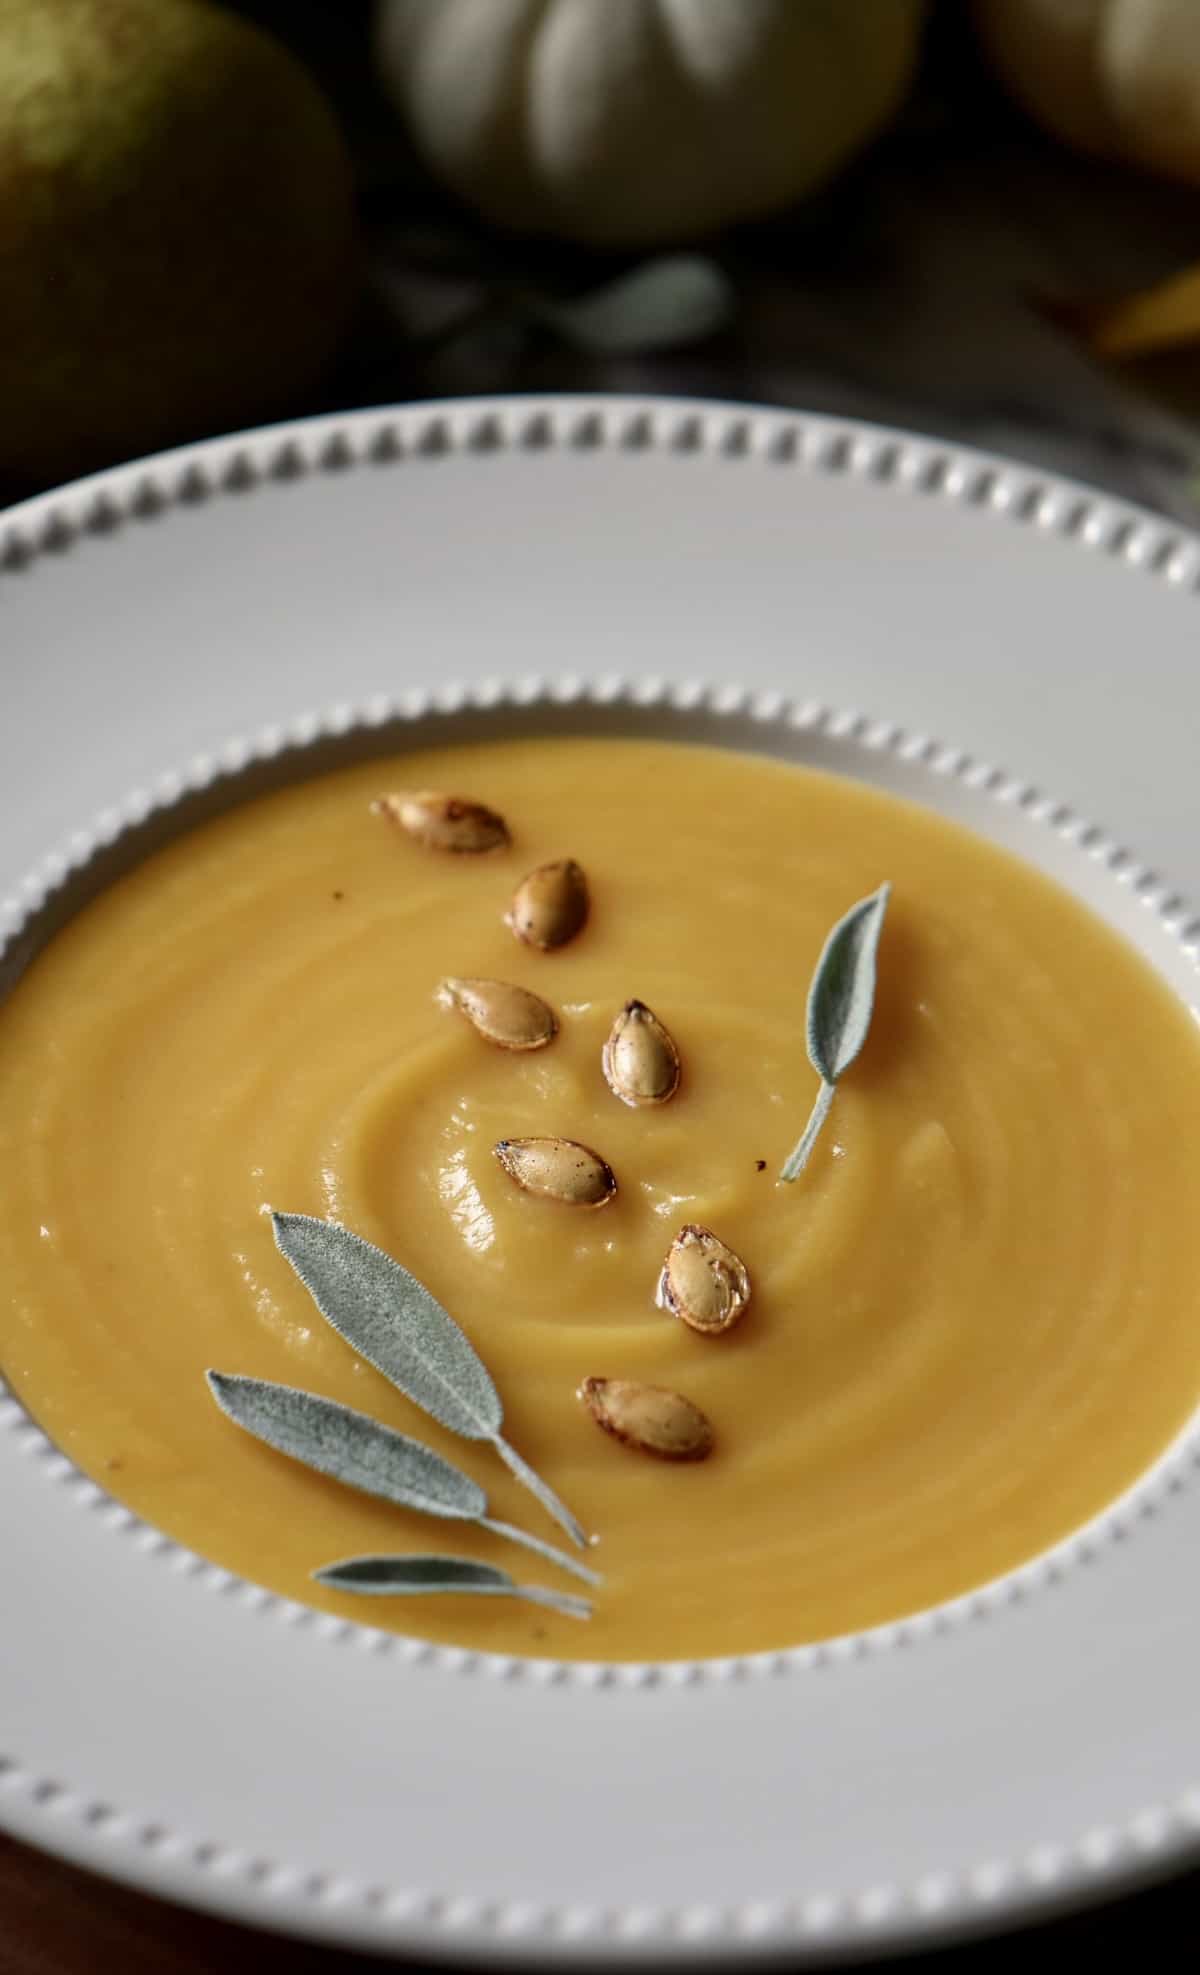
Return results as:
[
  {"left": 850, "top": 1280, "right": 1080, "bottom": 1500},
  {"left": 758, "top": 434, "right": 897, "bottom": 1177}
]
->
[
  {"left": 781, "top": 883, "right": 890, "bottom": 1182},
  {"left": 271, "top": 1214, "right": 501, "bottom": 1442},
  {"left": 269, "top": 1213, "right": 590, "bottom": 1550},
  {"left": 207, "top": 1372, "right": 599, "bottom": 1586},
  {"left": 314, "top": 1553, "right": 592, "bottom": 1620},
  {"left": 207, "top": 1372, "right": 484, "bottom": 1516},
  {"left": 807, "top": 882, "right": 890, "bottom": 1084},
  {"left": 529, "top": 256, "right": 736, "bottom": 354}
]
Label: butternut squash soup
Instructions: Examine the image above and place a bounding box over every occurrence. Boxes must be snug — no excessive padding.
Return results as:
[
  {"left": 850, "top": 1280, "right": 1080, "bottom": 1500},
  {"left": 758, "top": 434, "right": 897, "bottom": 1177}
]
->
[{"left": 2, "top": 736, "right": 1200, "bottom": 1660}]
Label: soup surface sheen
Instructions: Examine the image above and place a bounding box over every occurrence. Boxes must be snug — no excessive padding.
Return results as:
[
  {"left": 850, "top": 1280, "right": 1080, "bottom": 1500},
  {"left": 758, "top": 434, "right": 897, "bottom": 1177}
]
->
[{"left": 2, "top": 737, "right": 1200, "bottom": 1661}]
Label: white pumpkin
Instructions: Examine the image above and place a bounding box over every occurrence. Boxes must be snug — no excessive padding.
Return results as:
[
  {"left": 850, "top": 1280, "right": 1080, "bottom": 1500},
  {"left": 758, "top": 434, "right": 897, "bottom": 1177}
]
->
[
  {"left": 374, "top": 0, "right": 927, "bottom": 247},
  {"left": 975, "top": 0, "right": 1200, "bottom": 184}
]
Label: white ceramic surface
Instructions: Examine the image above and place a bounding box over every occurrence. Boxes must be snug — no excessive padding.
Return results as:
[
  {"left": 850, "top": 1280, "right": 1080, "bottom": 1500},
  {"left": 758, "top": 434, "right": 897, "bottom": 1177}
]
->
[{"left": 4, "top": 396, "right": 1200, "bottom": 1964}]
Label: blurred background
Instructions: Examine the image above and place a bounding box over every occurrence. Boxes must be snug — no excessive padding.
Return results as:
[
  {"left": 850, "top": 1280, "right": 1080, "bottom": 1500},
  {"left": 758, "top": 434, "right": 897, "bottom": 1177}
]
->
[{"left": 6, "top": 0, "right": 1200, "bottom": 519}]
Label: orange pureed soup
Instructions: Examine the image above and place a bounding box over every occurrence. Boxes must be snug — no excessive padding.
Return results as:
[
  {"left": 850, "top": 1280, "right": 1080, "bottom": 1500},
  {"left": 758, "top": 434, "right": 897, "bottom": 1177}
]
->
[{"left": 3, "top": 736, "right": 1200, "bottom": 1661}]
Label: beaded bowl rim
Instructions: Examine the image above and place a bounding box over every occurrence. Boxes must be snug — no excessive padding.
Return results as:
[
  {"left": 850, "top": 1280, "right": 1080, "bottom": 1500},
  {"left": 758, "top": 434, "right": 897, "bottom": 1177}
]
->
[{"left": 3, "top": 394, "right": 1200, "bottom": 1961}]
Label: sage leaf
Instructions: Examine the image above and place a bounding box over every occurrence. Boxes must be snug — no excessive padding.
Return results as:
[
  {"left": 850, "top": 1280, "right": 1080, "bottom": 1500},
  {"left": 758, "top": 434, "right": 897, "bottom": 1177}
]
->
[
  {"left": 207, "top": 1372, "right": 599, "bottom": 1586},
  {"left": 314, "top": 1553, "right": 592, "bottom": 1621},
  {"left": 781, "top": 883, "right": 890, "bottom": 1183},
  {"left": 270, "top": 1213, "right": 590, "bottom": 1550},
  {"left": 270, "top": 1214, "right": 499, "bottom": 1441},
  {"left": 529, "top": 255, "right": 736, "bottom": 354},
  {"left": 806, "top": 882, "right": 891, "bottom": 1084},
  {"left": 208, "top": 1372, "right": 483, "bottom": 1514}
]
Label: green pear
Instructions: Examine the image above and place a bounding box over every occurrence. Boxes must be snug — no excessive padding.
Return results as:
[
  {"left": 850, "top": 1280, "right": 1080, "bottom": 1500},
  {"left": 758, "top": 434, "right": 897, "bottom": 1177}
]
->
[{"left": 1, "top": 0, "right": 357, "bottom": 488}]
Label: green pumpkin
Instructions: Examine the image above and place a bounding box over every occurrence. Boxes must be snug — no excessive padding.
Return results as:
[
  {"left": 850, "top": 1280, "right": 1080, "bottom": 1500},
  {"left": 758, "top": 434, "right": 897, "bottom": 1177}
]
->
[{"left": 1, "top": 0, "right": 356, "bottom": 488}]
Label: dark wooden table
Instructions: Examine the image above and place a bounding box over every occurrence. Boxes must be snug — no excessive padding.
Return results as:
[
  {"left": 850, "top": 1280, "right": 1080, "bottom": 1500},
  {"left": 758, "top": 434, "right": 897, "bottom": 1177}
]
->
[{"left": 4, "top": 1829, "right": 1200, "bottom": 1975}]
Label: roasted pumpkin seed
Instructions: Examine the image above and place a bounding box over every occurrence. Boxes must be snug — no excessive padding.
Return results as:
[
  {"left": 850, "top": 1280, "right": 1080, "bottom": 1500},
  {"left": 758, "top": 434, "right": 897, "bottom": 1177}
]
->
[
  {"left": 602, "top": 999, "right": 680, "bottom": 1107},
  {"left": 373, "top": 790, "right": 509, "bottom": 854},
  {"left": 577, "top": 1377, "right": 714, "bottom": 1461},
  {"left": 506, "top": 858, "right": 589, "bottom": 950},
  {"left": 656, "top": 1224, "right": 751, "bottom": 1336},
  {"left": 438, "top": 978, "right": 557, "bottom": 1051},
  {"left": 494, "top": 1136, "right": 616, "bottom": 1206}
]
